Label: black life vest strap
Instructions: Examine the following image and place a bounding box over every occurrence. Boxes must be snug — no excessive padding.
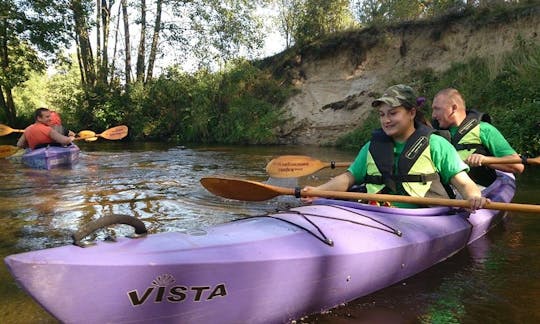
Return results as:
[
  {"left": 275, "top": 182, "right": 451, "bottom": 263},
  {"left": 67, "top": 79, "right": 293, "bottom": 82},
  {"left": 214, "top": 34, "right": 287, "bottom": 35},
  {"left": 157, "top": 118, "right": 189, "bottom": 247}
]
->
[
  {"left": 364, "top": 173, "right": 439, "bottom": 185},
  {"left": 434, "top": 129, "right": 451, "bottom": 142},
  {"left": 454, "top": 143, "right": 486, "bottom": 151},
  {"left": 398, "top": 123, "right": 432, "bottom": 175},
  {"left": 451, "top": 109, "right": 490, "bottom": 145}
]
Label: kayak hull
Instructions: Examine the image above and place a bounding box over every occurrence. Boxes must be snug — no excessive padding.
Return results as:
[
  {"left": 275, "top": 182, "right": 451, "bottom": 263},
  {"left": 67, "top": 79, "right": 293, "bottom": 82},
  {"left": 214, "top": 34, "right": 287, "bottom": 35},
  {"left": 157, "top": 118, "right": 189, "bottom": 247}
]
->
[
  {"left": 21, "top": 144, "right": 80, "bottom": 170},
  {"left": 4, "top": 172, "right": 516, "bottom": 323}
]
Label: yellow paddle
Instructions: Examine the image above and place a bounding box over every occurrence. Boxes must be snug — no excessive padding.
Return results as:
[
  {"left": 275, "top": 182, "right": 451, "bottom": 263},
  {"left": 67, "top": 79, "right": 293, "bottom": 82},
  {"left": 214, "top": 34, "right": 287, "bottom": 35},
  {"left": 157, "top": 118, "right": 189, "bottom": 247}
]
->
[
  {"left": 76, "top": 125, "right": 128, "bottom": 141},
  {"left": 266, "top": 155, "right": 540, "bottom": 178},
  {"left": 0, "top": 145, "right": 21, "bottom": 158},
  {"left": 200, "top": 177, "right": 540, "bottom": 213},
  {"left": 0, "top": 124, "right": 24, "bottom": 136},
  {"left": 266, "top": 155, "right": 350, "bottom": 178}
]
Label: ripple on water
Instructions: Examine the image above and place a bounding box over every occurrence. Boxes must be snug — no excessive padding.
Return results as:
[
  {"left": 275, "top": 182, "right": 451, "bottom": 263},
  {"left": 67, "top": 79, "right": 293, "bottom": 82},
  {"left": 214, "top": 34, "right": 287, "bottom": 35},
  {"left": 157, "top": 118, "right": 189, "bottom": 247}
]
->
[{"left": 1, "top": 146, "right": 306, "bottom": 251}]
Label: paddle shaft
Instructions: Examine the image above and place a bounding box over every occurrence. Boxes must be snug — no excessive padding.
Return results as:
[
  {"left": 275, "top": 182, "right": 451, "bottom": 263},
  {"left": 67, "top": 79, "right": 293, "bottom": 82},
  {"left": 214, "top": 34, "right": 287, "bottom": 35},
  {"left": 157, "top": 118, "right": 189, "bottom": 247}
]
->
[
  {"left": 274, "top": 185, "right": 540, "bottom": 213},
  {"left": 295, "top": 156, "right": 539, "bottom": 168},
  {"left": 307, "top": 189, "right": 540, "bottom": 212},
  {"left": 200, "top": 177, "right": 540, "bottom": 213}
]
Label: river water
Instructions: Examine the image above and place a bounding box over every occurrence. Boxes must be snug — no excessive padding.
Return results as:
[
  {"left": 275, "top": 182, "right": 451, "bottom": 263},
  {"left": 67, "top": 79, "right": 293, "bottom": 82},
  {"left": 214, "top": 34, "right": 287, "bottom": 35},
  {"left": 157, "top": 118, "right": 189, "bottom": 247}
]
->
[{"left": 0, "top": 142, "right": 538, "bottom": 323}]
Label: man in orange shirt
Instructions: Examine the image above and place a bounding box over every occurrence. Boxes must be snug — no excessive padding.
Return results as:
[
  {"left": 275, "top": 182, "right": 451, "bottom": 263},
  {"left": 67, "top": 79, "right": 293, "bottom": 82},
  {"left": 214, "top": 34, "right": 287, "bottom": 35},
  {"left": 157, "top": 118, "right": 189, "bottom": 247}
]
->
[{"left": 17, "top": 108, "right": 75, "bottom": 149}]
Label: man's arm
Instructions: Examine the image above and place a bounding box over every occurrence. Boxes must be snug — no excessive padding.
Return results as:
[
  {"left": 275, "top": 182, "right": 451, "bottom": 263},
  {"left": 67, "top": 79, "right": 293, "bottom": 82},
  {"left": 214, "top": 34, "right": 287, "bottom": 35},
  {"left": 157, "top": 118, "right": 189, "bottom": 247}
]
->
[
  {"left": 49, "top": 128, "right": 74, "bottom": 146},
  {"left": 16, "top": 134, "right": 28, "bottom": 148},
  {"left": 450, "top": 171, "right": 489, "bottom": 211},
  {"left": 466, "top": 152, "right": 524, "bottom": 174},
  {"left": 471, "top": 123, "right": 525, "bottom": 174}
]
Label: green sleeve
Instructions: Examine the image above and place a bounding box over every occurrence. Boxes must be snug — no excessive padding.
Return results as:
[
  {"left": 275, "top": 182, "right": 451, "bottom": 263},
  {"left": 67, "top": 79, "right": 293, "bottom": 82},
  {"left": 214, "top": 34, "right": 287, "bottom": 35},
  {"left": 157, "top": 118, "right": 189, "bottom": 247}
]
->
[
  {"left": 429, "top": 135, "right": 469, "bottom": 184},
  {"left": 347, "top": 142, "right": 370, "bottom": 184},
  {"left": 479, "top": 122, "right": 517, "bottom": 157}
]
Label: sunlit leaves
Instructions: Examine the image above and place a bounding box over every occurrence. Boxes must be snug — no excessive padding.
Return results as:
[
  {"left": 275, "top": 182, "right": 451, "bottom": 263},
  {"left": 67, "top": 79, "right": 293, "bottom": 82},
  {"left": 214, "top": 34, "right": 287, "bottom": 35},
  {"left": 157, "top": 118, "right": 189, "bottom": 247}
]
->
[
  {"left": 163, "top": 0, "right": 266, "bottom": 70},
  {"left": 284, "top": 0, "right": 356, "bottom": 46}
]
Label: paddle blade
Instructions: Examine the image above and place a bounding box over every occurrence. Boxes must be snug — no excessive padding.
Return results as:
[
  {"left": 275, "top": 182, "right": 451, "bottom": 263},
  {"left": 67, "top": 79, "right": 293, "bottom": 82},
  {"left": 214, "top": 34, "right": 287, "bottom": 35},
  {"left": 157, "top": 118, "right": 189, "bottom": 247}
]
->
[
  {"left": 266, "top": 155, "right": 329, "bottom": 178},
  {"left": 77, "top": 130, "right": 96, "bottom": 139},
  {"left": 99, "top": 125, "right": 128, "bottom": 140},
  {"left": 0, "top": 145, "right": 20, "bottom": 158},
  {"left": 85, "top": 137, "right": 98, "bottom": 142},
  {"left": 0, "top": 124, "right": 23, "bottom": 136},
  {"left": 200, "top": 177, "right": 291, "bottom": 201}
]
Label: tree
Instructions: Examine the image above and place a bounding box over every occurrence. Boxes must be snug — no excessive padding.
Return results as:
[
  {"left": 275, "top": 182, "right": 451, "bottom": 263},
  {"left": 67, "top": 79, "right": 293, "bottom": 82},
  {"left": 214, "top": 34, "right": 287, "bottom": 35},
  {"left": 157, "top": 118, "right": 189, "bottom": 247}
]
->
[
  {"left": 70, "top": 0, "right": 267, "bottom": 85},
  {"left": 71, "top": 0, "right": 96, "bottom": 89},
  {"left": 277, "top": 0, "right": 356, "bottom": 47},
  {"left": 352, "top": 0, "right": 424, "bottom": 24},
  {"left": 0, "top": 0, "right": 71, "bottom": 123},
  {"left": 352, "top": 0, "right": 470, "bottom": 25},
  {"left": 146, "top": 0, "right": 162, "bottom": 82},
  {"left": 119, "top": 0, "right": 131, "bottom": 84},
  {"left": 135, "top": 0, "right": 146, "bottom": 82},
  {"left": 2, "top": 0, "right": 270, "bottom": 127},
  {"left": 275, "top": 0, "right": 302, "bottom": 48},
  {"left": 165, "top": 0, "right": 266, "bottom": 70}
]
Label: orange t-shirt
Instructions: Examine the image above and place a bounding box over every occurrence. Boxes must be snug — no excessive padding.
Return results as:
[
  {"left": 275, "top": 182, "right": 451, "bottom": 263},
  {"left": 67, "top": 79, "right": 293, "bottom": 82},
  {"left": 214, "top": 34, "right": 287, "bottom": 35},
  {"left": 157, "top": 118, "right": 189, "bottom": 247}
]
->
[{"left": 24, "top": 123, "right": 53, "bottom": 149}]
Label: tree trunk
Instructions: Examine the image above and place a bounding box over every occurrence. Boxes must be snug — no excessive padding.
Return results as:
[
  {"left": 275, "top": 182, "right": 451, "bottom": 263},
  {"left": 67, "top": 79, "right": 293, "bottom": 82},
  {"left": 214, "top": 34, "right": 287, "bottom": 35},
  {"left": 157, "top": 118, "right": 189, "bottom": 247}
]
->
[
  {"left": 99, "top": 0, "right": 111, "bottom": 85},
  {"left": 0, "top": 85, "right": 16, "bottom": 124},
  {"left": 136, "top": 0, "right": 146, "bottom": 83},
  {"left": 121, "top": 0, "right": 132, "bottom": 85},
  {"left": 110, "top": 4, "right": 122, "bottom": 85},
  {"left": 74, "top": 34, "right": 86, "bottom": 86},
  {"left": 4, "top": 86, "right": 16, "bottom": 123},
  {"left": 71, "top": 0, "right": 96, "bottom": 87},
  {"left": 0, "top": 18, "right": 16, "bottom": 123},
  {"left": 146, "top": 0, "right": 162, "bottom": 83},
  {"left": 96, "top": 0, "right": 101, "bottom": 69}
]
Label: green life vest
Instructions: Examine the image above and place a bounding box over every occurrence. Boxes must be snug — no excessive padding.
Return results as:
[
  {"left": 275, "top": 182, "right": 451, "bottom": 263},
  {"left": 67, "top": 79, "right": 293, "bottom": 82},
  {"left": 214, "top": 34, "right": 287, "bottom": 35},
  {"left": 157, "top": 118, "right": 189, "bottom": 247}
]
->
[
  {"left": 452, "top": 110, "right": 492, "bottom": 158},
  {"left": 435, "top": 110, "right": 496, "bottom": 186},
  {"left": 364, "top": 123, "right": 450, "bottom": 199}
]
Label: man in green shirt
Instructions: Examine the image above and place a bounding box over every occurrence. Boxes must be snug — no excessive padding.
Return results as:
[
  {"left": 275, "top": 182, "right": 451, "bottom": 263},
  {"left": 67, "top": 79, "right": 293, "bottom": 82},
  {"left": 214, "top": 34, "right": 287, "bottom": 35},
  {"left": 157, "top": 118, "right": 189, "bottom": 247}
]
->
[{"left": 431, "top": 88, "right": 524, "bottom": 186}]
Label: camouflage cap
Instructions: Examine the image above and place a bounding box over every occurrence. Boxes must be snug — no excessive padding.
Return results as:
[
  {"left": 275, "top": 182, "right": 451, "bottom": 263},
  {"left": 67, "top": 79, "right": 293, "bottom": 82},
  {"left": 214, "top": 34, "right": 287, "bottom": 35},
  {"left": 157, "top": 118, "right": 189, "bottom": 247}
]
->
[{"left": 371, "top": 84, "right": 417, "bottom": 108}]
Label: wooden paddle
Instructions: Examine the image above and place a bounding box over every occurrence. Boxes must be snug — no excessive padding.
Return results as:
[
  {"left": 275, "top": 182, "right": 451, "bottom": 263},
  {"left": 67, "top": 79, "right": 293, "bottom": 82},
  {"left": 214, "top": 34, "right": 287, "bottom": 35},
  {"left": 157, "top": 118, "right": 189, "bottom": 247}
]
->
[
  {"left": 200, "top": 177, "right": 540, "bottom": 213},
  {"left": 76, "top": 125, "right": 128, "bottom": 141},
  {"left": 266, "top": 155, "right": 350, "bottom": 178},
  {"left": 0, "top": 124, "right": 24, "bottom": 136},
  {"left": 0, "top": 145, "right": 21, "bottom": 158},
  {"left": 266, "top": 155, "right": 540, "bottom": 178}
]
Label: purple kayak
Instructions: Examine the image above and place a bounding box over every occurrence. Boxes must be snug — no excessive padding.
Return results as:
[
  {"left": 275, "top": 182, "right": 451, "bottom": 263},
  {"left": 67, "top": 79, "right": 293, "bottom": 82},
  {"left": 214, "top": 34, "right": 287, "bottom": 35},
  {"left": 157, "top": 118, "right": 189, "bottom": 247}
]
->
[
  {"left": 4, "top": 171, "right": 515, "bottom": 323},
  {"left": 21, "top": 144, "right": 80, "bottom": 169}
]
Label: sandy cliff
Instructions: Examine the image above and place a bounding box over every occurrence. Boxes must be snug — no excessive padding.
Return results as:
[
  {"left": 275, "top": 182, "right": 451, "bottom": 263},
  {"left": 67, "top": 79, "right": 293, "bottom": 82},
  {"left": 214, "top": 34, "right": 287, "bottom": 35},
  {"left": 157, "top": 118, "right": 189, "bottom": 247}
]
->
[{"left": 274, "top": 8, "right": 540, "bottom": 145}]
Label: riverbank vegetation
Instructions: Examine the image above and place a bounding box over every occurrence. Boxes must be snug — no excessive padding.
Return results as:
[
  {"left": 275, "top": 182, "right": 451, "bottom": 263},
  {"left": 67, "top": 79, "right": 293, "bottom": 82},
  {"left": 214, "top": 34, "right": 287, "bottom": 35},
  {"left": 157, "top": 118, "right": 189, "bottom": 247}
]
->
[{"left": 2, "top": 1, "right": 539, "bottom": 154}]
